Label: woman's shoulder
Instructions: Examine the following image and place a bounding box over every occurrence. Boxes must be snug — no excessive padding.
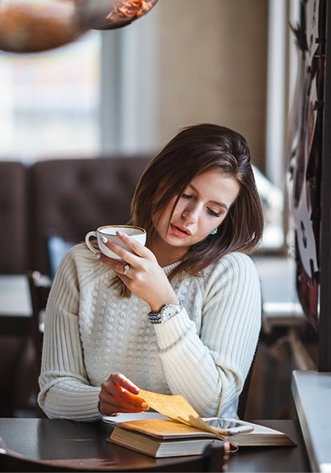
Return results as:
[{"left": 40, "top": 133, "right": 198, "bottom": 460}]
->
[
  {"left": 208, "top": 252, "right": 258, "bottom": 275},
  {"left": 202, "top": 252, "right": 260, "bottom": 288},
  {"left": 65, "top": 241, "right": 95, "bottom": 262},
  {"left": 202, "top": 252, "right": 261, "bottom": 296},
  {"left": 57, "top": 242, "right": 108, "bottom": 284}
]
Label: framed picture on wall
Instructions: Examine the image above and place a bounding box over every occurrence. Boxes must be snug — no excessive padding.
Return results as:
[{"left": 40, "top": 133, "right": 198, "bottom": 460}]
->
[{"left": 287, "top": 0, "right": 331, "bottom": 370}]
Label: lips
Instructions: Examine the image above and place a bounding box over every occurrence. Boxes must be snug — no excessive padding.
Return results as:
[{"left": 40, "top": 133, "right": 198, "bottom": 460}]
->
[{"left": 170, "top": 224, "right": 192, "bottom": 238}]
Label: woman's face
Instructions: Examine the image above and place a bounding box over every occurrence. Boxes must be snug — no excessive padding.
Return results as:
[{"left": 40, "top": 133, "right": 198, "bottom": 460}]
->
[{"left": 153, "top": 169, "right": 240, "bottom": 259}]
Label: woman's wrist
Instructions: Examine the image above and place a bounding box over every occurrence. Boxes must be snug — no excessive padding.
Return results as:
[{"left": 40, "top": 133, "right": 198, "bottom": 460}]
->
[
  {"left": 97, "top": 401, "right": 105, "bottom": 416},
  {"left": 148, "top": 294, "right": 179, "bottom": 313},
  {"left": 98, "top": 401, "right": 118, "bottom": 417}
]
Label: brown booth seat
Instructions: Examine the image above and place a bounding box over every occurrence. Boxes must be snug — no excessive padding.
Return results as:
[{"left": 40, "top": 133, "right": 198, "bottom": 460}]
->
[
  {"left": 0, "top": 155, "right": 152, "bottom": 276},
  {"left": 0, "top": 161, "right": 30, "bottom": 274}
]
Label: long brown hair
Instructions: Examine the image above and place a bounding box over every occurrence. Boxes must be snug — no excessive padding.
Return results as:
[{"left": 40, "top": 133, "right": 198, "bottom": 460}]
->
[{"left": 116, "top": 123, "right": 264, "bottom": 296}]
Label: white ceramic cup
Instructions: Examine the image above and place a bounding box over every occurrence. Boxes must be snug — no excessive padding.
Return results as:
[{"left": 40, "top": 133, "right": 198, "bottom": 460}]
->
[{"left": 85, "top": 225, "right": 146, "bottom": 260}]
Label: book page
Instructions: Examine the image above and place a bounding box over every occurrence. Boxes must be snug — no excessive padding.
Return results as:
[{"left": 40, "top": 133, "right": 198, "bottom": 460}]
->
[
  {"left": 103, "top": 412, "right": 170, "bottom": 425},
  {"left": 119, "top": 418, "right": 221, "bottom": 439},
  {"left": 138, "top": 389, "right": 222, "bottom": 436}
]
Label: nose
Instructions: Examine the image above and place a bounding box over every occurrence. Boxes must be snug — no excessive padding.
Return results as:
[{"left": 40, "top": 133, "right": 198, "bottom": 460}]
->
[{"left": 182, "top": 202, "right": 200, "bottom": 224}]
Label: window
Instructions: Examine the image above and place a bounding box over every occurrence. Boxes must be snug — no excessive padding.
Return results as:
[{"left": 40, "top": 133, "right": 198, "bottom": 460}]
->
[{"left": 0, "top": 30, "right": 101, "bottom": 162}]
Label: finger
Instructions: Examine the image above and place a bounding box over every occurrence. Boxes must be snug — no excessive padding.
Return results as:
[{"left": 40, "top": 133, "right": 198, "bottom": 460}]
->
[
  {"left": 104, "top": 373, "right": 140, "bottom": 395},
  {"left": 99, "top": 399, "right": 149, "bottom": 416},
  {"left": 100, "top": 375, "right": 149, "bottom": 414},
  {"left": 101, "top": 234, "right": 153, "bottom": 270},
  {"left": 98, "top": 257, "right": 134, "bottom": 290},
  {"left": 104, "top": 375, "right": 148, "bottom": 410},
  {"left": 115, "top": 231, "right": 150, "bottom": 258},
  {"left": 99, "top": 392, "right": 148, "bottom": 411},
  {"left": 113, "top": 372, "right": 140, "bottom": 393},
  {"left": 99, "top": 389, "right": 149, "bottom": 410},
  {"left": 100, "top": 237, "right": 126, "bottom": 261},
  {"left": 99, "top": 254, "right": 131, "bottom": 276},
  {"left": 100, "top": 239, "right": 135, "bottom": 266},
  {"left": 99, "top": 253, "right": 120, "bottom": 267}
]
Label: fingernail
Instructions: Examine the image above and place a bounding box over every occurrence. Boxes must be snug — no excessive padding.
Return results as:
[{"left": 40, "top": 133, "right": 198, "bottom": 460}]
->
[
  {"left": 95, "top": 252, "right": 101, "bottom": 259},
  {"left": 101, "top": 236, "right": 108, "bottom": 244},
  {"left": 117, "top": 231, "right": 124, "bottom": 237},
  {"left": 141, "top": 402, "right": 149, "bottom": 410}
]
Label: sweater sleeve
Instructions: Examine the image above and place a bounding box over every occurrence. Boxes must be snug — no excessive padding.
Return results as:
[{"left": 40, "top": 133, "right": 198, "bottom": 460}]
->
[
  {"left": 153, "top": 253, "right": 261, "bottom": 418},
  {"left": 38, "top": 247, "right": 101, "bottom": 421}
]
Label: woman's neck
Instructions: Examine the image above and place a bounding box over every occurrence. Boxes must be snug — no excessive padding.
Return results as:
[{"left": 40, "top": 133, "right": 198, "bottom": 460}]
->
[{"left": 148, "top": 236, "right": 187, "bottom": 268}]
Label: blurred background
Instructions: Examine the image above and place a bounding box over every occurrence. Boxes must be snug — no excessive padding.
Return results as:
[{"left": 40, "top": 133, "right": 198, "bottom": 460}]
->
[
  {"left": 1, "top": 0, "right": 269, "bottom": 161},
  {"left": 1, "top": 0, "right": 317, "bottom": 419},
  {"left": 0, "top": 0, "right": 292, "bottom": 250}
]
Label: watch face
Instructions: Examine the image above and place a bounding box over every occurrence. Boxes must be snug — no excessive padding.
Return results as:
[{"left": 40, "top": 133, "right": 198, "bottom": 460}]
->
[
  {"left": 161, "top": 303, "right": 182, "bottom": 321},
  {"left": 148, "top": 303, "right": 182, "bottom": 324},
  {"left": 162, "top": 305, "right": 176, "bottom": 318}
]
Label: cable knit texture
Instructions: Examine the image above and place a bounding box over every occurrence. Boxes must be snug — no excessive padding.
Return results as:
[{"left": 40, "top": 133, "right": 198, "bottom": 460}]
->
[{"left": 38, "top": 243, "right": 261, "bottom": 421}]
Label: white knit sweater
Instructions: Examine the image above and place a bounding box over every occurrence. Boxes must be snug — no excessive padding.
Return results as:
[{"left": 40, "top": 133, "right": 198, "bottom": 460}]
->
[{"left": 38, "top": 243, "right": 261, "bottom": 421}]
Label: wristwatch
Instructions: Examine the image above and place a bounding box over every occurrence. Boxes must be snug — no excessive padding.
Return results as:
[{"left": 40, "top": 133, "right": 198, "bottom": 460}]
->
[{"left": 148, "top": 302, "right": 183, "bottom": 324}]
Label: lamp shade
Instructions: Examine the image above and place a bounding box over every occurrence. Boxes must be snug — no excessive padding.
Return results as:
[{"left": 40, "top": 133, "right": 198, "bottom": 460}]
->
[
  {"left": 0, "top": 0, "right": 159, "bottom": 53},
  {"left": 93, "top": 0, "right": 159, "bottom": 30}
]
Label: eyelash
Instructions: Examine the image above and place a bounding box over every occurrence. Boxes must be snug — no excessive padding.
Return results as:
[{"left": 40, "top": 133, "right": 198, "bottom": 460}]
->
[
  {"left": 181, "top": 193, "right": 222, "bottom": 218},
  {"left": 208, "top": 209, "right": 221, "bottom": 218}
]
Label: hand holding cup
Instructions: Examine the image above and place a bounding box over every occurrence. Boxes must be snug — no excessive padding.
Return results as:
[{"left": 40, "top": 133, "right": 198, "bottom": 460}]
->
[{"left": 85, "top": 225, "right": 146, "bottom": 260}]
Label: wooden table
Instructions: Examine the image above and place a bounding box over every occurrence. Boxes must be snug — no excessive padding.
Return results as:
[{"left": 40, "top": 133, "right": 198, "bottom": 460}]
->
[
  {"left": 0, "top": 418, "right": 311, "bottom": 472},
  {"left": 0, "top": 275, "right": 35, "bottom": 415}
]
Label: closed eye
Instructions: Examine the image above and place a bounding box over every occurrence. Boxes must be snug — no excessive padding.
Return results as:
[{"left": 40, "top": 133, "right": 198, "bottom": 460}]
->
[{"left": 207, "top": 208, "right": 222, "bottom": 218}]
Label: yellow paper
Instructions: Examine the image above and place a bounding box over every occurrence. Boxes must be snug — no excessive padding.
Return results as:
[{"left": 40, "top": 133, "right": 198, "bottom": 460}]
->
[{"left": 138, "top": 389, "right": 221, "bottom": 436}]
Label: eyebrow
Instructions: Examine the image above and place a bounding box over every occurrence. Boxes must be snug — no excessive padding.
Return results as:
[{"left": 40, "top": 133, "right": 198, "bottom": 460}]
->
[{"left": 188, "top": 183, "right": 229, "bottom": 211}]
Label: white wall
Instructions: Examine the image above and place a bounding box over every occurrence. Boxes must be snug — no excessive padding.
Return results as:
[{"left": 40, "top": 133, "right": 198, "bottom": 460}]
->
[
  {"left": 101, "top": 0, "right": 269, "bottom": 168},
  {"left": 157, "top": 0, "right": 269, "bottom": 169}
]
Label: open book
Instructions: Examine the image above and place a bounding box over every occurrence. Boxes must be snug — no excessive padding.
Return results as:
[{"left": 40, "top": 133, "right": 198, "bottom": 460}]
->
[{"left": 106, "top": 390, "right": 295, "bottom": 457}]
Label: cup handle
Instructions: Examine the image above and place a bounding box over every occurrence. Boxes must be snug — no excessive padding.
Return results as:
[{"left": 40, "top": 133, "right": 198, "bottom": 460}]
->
[{"left": 85, "top": 231, "right": 98, "bottom": 254}]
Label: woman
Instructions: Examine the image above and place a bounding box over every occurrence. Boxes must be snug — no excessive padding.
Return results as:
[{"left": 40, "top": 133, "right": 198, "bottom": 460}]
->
[{"left": 38, "top": 123, "right": 264, "bottom": 421}]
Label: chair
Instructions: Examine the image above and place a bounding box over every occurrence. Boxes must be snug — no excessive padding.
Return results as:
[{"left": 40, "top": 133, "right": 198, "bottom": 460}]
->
[
  {"left": 26, "top": 270, "right": 52, "bottom": 366},
  {"left": 15, "top": 271, "right": 52, "bottom": 415},
  {"left": 237, "top": 351, "right": 257, "bottom": 419},
  {"left": 31, "top": 156, "right": 151, "bottom": 274},
  {"left": 0, "top": 436, "right": 230, "bottom": 472}
]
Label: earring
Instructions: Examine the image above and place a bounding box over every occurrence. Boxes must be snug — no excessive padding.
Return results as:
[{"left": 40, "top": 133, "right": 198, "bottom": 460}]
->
[{"left": 210, "top": 228, "right": 218, "bottom": 235}]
